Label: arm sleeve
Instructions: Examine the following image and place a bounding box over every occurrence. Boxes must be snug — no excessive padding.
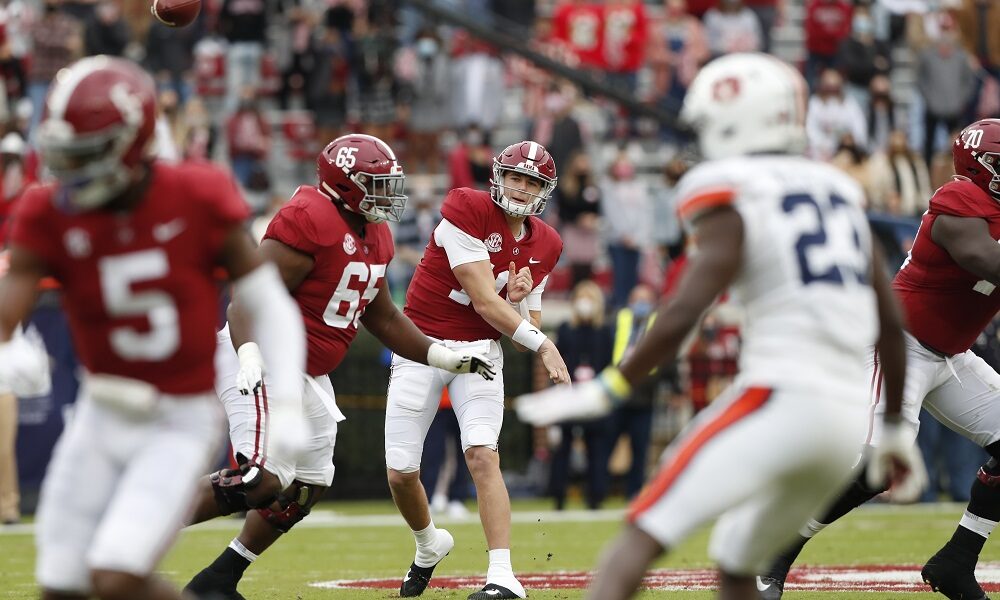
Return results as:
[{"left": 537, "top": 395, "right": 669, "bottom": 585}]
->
[
  {"left": 264, "top": 205, "right": 322, "bottom": 255},
  {"left": 8, "top": 187, "right": 57, "bottom": 270},
  {"left": 526, "top": 274, "right": 549, "bottom": 311},
  {"left": 434, "top": 218, "right": 490, "bottom": 268},
  {"left": 203, "top": 168, "right": 251, "bottom": 253}
]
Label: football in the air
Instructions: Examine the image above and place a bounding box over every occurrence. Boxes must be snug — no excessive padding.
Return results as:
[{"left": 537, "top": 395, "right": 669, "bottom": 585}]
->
[{"left": 151, "top": 0, "right": 201, "bottom": 28}]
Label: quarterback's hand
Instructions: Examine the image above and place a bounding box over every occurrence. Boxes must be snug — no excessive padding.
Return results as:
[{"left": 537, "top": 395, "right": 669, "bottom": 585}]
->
[
  {"left": 537, "top": 339, "right": 570, "bottom": 384},
  {"left": 0, "top": 328, "right": 51, "bottom": 397},
  {"left": 427, "top": 343, "right": 497, "bottom": 381},
  {"left": 507, "top": 262, "right": 533, "bottom": 303},
  {"left": 867, "top": 418, "right": 927, "bottom": 503},
  {"left": 516, "top": 380, "right": 609, "bottom": 426},
  {"left": 235, "top": 342, "right": 265, "bottom": 395}
]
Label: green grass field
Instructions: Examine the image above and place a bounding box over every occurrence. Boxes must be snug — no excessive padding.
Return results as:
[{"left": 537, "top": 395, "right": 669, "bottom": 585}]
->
[{"left": 1, "top": 499, "right": 995, "bottom": 599}]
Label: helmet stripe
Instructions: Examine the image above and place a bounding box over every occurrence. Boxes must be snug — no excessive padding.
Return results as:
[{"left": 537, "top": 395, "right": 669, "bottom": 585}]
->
[
  {"left": 47, "top": 56, "right": 109, "bottom": 121},
  {"left": 527, "top": 141, "right": 540, "bottom": 161}
]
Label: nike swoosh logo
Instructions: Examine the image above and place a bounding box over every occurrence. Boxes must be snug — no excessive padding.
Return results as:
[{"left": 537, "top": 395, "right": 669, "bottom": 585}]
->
[
  {"left": 756, "top": 577, "right": 771, "bottom": 592},
  {"left": 529, "top": 258, "right": 541, "bottom": 264},
  {"left": 485, "top": 591, "right": 500, "bottom": 597}
]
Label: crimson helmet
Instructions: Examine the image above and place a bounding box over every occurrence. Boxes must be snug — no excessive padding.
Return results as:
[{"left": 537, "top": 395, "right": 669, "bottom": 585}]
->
[
  {"left": 490, "top": 141, "right": 557, "bottom": 217},
  {"left": 316, "top": 133, "right": 406, "bottom": 223},
  {"left": 37, "top": 56, "right": 157, "bottom": 210},
  {"left": 953, "top": 119, "right": 1000, "bottom": 200}
]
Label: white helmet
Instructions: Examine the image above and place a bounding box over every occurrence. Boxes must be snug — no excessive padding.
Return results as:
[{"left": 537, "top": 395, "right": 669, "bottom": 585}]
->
[{"left": 680, "top": 53, "right": 807, "bottom": 160}]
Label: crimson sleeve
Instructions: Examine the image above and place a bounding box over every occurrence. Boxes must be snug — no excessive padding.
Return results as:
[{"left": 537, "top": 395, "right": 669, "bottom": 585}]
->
[
  {"left": 264, "top": 204, "right": 322, "bottom": 255},
  {"left": 439, "top": 188, "right": 487, "bottom": 237},
  {"left": 8, "top": 186, "right": 58, "bottom": 269}
]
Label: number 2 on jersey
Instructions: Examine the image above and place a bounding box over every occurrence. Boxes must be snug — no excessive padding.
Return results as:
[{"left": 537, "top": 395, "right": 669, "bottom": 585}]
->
[
  {"left": 782, "top": 193, "right": 867, "bottom": 286},
  {"left": 324, "top": 262, "right": 386, "bottom": 329}
]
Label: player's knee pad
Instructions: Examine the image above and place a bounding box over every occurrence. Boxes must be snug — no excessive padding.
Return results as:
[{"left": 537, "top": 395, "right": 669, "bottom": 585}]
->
[
  {"left": 257, "top": 482, "right": 323, "bottom": 533},
  {"left": 385, "top": 447, "right": 420, "bottom": 473},
  {"left": 210, "top": 455, "right": 270, "bottom": 515},
  {"left": 977, "top": 458, "right": 1000, "bottom": 487},
  {"left": 464, "top": 425, "right": 498, "bottom": 451}
]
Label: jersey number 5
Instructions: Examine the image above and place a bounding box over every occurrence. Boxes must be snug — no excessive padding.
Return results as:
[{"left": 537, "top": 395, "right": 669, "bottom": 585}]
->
[
  {"left": 324, "top": 262, "right": 386, "bottom": 329},
  {"left": 99, "top": 249, "right": 180, "bottom": 361},
  {"left": 782, "top": 193, "right": 868, "bottom": 286}
]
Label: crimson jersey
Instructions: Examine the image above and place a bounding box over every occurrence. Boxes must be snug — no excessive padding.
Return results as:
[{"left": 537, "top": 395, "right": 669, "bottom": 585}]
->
[
  {"left": 264, "top": 185, "right": 394, "bottom": 376},
  {"left": 405, "top": 188, "right": 563, "bottom": 341},
  {"left": 9, "top": 162, "right": 248, "bottom": 394},
  {"left": 894, "top": 179, "right": 1000, "bottom": 355}
]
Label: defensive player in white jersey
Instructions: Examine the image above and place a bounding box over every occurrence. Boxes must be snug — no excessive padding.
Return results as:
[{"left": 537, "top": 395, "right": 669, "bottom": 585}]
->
[
  {"left": 385, "top": 140, "right": 570, "bottom": 600},
  {"left": 516, "top": 53, "right": 925, "bottom": 600}
]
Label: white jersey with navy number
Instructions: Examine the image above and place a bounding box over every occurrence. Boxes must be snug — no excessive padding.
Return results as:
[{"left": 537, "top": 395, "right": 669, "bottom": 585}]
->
[{"left": 676, "top": 156, "right": 876, "bottom": 398}]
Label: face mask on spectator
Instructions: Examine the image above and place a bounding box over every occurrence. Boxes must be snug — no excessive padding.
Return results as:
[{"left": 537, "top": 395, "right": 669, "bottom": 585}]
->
[
  {"left": 611, "top": 162, "right": 635, "bottom": 180},
  {"left": 852, "top": 15, "right": 873, "bottom": 36},
  {"left": 575, "top": 298, "right": 596, "bottom": 320},
  {"left": 630, "top": 301, "right": 653, "bottom": 319},
  {"left": 416, "top": 37, "right": 438, "bottom": 57}
]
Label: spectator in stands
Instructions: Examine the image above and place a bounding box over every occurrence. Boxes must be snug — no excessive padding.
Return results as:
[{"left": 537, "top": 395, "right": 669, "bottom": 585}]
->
[
  {"left": 648, "top": 0, "right": 709, "bottom": 117},
  {"left": 803, "top": 0, "right": 853, "bottom": 90},
  {"left": 531, "top": 84, "right": 584, "bottom": 177},
  {"left": 916, "top": 17, "right": 976, "bottom": 163},
  {"left": 277, "top": 1, "right": 319, "bottom": 111},
  {"left": 556, "top": 151, "right": 601, "bottom": 286},
  {"left": 551, "top": 0, "right": 607, "bottom": 73},
  {"left": 28, "top": 0, "right": 81, "bottom": 137},
  {"left": 550, "top": 279, "right": 613, "bottom": 510},
  {"left": 929, "top": 127, "right": 959, "bottom": 190},
  {"left": 351, "top": 13, "right": 400, "bottom": 143},
  {"left": 806, "top": 68, "right": 868, "bottom": 161},
  {"left": 836, "top": 4, "right": 892, "bottom": 109},
  {"left": 218, "top": 0, "right": 268, "bottom": 112},
  {"left": 868, "top": 129, "right": 932, "bottom": 216},
  {"left": 83, "top": 0, "right": 129, "bottom": 57},
  {"left": 865, "top": 74, "right": 898, "bottom": 153},
  {"left": 745, "top": 0, "right": 780, "bottom": 53},
  {"left": 831, "top": 132, "right": 878, "bottom": 204},
  {"left": 449, "top": 30, "right": 504, "bottom": 131},
  {"left": 601, "top": 0, "right": 648, "bottom": 94},
  {"left": 602, "top": 283, "right": 664, "bottom": 502},
  {"left": 397, "top": 27, "right": 453, "bottom": 174},
  {"left": 390, "top": 176, "right": 439, "bottom": 298},
  {"left": 178, "top": 96, "right": 217, "bottom": 161},
  {"left": 954, "top": 0, "right": 1000, "bottom": 100},
  {"left": 311, "top": 16, "right": 350, "bottom": 145},
  {"left": 703, "top": 0, "right": 762, "bottom": 58},
  {"left": 145, "top": 12, "right": 203, "bottom": 103},
  {"left": 601, "top": 149, "right": 651, "bottom": 308},
  {"left": 447, "top": 125, "right": 492, "bottom": 191},
  {"left": 650, "top": 156, "right": 687, "bottom": 265},
  {"left": 225, "top": 86, "right": 270, "bottom": 188}
]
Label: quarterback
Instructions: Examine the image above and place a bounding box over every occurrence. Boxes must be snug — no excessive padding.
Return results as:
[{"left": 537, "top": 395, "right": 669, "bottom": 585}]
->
[
  {"left": 758, "top": 118, "right": 1000, "bottom": 600},
  {"left": 184, "top": 134, "right": 495, "bottom": 600},
  {"left": 0, "top": 57, "right": 305, "bottom": 600},
  {"left": 386, "top": 140, "right": 570, "bottom": 599},
  {"left": 516, "top": 53, "right": 925, "bottom": 600}
]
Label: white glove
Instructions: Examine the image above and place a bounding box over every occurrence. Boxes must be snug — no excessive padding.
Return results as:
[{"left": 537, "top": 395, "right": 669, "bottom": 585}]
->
[
  {"left": 427, "top": 343, "right": 496, "bottom": 381},
  {"left": 235, "top": 342, "right": 265, "bottom": 395},
  {"left": 867, "top": 418, "right": 928, "bottom": 504},
  {"left": 0, "top": 327, "right": 51, "bottom": 397}
]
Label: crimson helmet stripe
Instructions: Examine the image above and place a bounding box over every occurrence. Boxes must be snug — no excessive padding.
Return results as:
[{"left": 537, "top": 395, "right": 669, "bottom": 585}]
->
[{"left": 46, "top": 56, "right": 112, "bottom": 121}]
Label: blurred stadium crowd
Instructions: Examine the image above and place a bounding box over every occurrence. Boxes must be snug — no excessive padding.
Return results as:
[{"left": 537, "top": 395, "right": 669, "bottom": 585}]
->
[{"left": 0, "top": 0, "right": 999, "bottom": 519}]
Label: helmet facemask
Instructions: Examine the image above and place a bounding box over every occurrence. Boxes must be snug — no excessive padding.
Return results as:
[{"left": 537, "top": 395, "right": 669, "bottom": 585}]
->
[
  {"left": 348, "top": 170, "right": 407, "bottom": 223},
  {"left": 490, "top": 163, "right": 555, "bottom": 217},
  {"left": 38, "top": 119, "right": 137, "bottom": 210},
  {"left": 976, "top": 151, "right": 1000, "bottom": 200}
]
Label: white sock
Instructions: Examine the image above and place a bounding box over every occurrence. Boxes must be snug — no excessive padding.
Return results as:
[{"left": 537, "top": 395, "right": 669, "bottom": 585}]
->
[
  {"left": 798, "top": 518, "right": 826, "bottom": 539},
  {"left": 487, "top": 548, "right": 514, "bottom": 580},
  {"left": 961, "top": 511, "right": 998, "bottom": 539},
  {"left": 413, "top": 522, "right": 438, "bottom": 547},
  {"left": 229, "top": 538, "right": 258, "bottom": 563}
]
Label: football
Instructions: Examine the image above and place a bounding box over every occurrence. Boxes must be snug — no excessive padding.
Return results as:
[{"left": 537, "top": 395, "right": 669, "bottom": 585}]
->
[{"left": 151, "top": 0, "right": 201, "bottom": 28}]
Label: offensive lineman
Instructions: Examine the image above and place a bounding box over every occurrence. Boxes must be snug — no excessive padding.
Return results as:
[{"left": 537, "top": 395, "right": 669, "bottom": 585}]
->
[
  {"left": 184, "top": 134, "right": 496, "bottom": 600},
  {"left": 757, "top": 118, "right": 1000, "bottom": 600},
  {"left": 385, "top": 140, "right": 571, "bottom": 599},
  {"left": 1, "top": 57, "right": 306, "bottom": 600},
  {"left": 516, "top": 53, "right": 926, "bottom": 600}
]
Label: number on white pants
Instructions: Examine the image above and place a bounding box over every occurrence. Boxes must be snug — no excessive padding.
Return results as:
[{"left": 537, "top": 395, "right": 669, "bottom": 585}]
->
[{"left": 98, "top": 249, "right": 180, "bottom": 361}]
